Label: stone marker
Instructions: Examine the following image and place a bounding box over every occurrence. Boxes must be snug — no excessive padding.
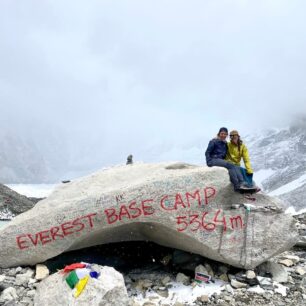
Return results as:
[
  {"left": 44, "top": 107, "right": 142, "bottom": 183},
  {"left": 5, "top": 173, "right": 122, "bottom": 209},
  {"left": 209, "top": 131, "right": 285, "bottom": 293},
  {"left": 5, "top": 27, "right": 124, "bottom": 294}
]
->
[
  {"left": 34, "top": 265, "right": 129, "bottom": 306},
  {"left": 0, "top": 163, "right": 299, "bottom": 269}
]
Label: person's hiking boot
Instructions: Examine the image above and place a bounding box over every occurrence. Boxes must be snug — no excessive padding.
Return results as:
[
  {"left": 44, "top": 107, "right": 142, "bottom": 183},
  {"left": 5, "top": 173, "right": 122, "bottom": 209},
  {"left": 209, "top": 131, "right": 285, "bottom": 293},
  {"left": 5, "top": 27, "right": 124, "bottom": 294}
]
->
[{"left": 239, "top": 183, "right": 253, "bottom": 190}]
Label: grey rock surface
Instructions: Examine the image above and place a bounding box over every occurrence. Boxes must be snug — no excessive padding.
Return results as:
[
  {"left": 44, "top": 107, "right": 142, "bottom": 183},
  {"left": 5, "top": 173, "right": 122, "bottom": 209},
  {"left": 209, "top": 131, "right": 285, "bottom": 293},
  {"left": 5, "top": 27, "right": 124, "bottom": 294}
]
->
[
  {"left": 0, "top": 184, "right": 35, "bottom": 219},
  {"left": 34, "top": 265, "right": 129, "bottom": 306},
  {"left": 0, "top": 163, "right": 299, "bottom": 269}
]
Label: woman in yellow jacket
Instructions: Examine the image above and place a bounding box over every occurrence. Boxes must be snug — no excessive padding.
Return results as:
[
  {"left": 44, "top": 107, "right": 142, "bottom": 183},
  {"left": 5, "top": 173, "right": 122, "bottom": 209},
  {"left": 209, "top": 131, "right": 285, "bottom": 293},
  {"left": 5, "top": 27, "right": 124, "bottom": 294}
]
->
[
  {"left": 225, "top": 130, "right": 259, "bottom": 191},
  {"left": 225, "top": 130, "right": 253, "bottom": 174}
]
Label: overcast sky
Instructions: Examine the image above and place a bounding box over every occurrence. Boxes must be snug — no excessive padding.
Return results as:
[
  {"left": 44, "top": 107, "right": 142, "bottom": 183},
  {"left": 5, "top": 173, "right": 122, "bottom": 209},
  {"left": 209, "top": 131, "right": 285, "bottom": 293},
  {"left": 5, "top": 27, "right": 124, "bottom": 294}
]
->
[{"left": 1, "top": 0, "right": 306, "bottom": 168}]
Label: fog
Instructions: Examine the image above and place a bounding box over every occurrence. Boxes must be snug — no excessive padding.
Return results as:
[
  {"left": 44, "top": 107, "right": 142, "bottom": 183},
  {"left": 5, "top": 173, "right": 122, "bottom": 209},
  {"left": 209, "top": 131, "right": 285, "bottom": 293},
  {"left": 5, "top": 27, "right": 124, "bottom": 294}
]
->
[{"left": 1, "top": 0, "right": 306, "bottom": 179}]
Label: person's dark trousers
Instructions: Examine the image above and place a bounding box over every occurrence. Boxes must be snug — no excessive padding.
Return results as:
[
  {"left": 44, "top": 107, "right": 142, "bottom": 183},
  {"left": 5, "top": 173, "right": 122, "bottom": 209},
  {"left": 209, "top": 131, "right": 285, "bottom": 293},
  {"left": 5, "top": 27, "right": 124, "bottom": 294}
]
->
[{"left": 208, "top": 159, "right": 244, "bottom": 190}]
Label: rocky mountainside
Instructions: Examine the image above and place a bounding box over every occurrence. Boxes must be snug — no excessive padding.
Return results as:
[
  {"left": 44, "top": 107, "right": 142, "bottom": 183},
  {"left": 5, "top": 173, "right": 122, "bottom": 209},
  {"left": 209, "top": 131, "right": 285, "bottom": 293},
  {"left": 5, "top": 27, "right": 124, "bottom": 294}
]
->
[{"left": 247, "top": 119, "right": 306, "bottom": 212}]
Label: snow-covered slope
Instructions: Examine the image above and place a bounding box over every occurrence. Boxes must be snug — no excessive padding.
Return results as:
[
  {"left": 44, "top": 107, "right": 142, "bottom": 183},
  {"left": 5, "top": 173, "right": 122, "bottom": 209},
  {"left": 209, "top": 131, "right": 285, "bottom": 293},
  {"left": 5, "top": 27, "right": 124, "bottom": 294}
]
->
[{"left": 247, "top": 121, "right": 306, "bottom": 211}]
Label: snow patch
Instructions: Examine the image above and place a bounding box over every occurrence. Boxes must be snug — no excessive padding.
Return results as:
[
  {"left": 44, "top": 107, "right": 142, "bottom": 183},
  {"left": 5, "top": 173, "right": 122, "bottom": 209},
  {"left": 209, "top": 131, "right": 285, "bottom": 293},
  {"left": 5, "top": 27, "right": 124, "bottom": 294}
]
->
[
  {"left": 134, "top": 280, "right": 224, "bottom": 305},
  {"left": 254, "top": 169, "right": 275, "bottom": 188},
  {"left": 269, "top": 173, "right": 306, "bottom": 196}
]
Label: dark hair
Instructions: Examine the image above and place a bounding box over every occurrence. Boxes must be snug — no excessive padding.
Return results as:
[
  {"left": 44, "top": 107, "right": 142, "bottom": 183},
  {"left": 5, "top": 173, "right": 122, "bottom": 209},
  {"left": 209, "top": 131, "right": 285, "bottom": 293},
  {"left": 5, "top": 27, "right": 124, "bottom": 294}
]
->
[{"left": 218, "top": 127, "right": 228, "bottom": 135}]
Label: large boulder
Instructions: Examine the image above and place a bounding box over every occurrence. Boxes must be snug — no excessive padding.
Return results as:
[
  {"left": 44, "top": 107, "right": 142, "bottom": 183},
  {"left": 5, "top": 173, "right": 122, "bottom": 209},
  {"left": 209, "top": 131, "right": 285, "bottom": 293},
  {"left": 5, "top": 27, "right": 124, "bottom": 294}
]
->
[
  {"left": 34, "top": 265, "right": 129, "bottom": 306},
  {"left": 0, "top": 163, "right": 298, "bottom": 269}
]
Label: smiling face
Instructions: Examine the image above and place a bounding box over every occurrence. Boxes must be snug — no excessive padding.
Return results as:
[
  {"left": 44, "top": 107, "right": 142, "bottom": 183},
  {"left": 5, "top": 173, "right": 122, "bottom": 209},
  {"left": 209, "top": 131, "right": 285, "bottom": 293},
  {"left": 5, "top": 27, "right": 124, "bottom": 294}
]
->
[
  {"left": 230, "top": 133, "right": 239, "bottom": 144},
  {"left": 218, "top": 131, "right": 228, "bottom": 141}
]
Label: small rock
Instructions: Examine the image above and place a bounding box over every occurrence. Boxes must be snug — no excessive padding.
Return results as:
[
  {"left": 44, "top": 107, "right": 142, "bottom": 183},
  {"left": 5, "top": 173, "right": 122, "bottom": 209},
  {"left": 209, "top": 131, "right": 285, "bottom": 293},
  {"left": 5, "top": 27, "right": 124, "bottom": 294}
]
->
[
  {"left": 198, "top": 294, "right": 209, "bottom": 302},
  {"left": 0, "top": 275, "right": 5, "bottom": 282},
  {"left": 161, "top": 276, "right": 171, "bottom": 286},
  {"left": 258, "top": 261, "right": 288, "bottom": 283},
  {"left": 225, "top": 284, "right": 234, "bottom": 294},
  {"left": 219, "top": 274, "right": 229, "bottom": 282},
  {"left": 173, "top": 303, "right": 185, "bottom": 306},
  {"left": 246, "top": 270, "right": 256, "bottom": 279},
  {"left": 176, "top": 273, "right": 190, "bottom": 285},
  {"left": 302, "top": 294, "right": 306, "bottom": 300},
  {"left": 156, "top": 289, "right": 169, "bottom": 298},
  {"left": 6, "top": 269, "right": 16, "bottom": 277},
  {"left": 35, "top": 264, "right": 49, "bottom": 280},
  {"left": 230, "top": 279, "right": 247, "bottom": 289},
  {"left": 295, "top": 267, "right": 306, "bottom": 276},
  {"left": 279, "top": 259, "right": 294, "bottom": 267},
  {"left": 142, "top": 303, "right": 157, "bottom": 306},
  {"left": 15, "top": 267, "right": 22, "bottom": 273},
  {"left": 195, "top": 264, "right": 209, "bottom": 275},
  {"left": 135, "top": 279, "right": 153, "bottom": 291},
  {"left": 223, "top": 295, "right": 232, "bottom": 302},
  {"left": 204, "top": 263, "right": 215, "bottom": 277},
  {"left": 282, "top": 255, "right": 300, "bottom": 264},
  {"left": 0, "top": 287, "right": 18, "bottom": 301},
  {"left": 15, "top": 269, "right": 35, "bottom": 286}
]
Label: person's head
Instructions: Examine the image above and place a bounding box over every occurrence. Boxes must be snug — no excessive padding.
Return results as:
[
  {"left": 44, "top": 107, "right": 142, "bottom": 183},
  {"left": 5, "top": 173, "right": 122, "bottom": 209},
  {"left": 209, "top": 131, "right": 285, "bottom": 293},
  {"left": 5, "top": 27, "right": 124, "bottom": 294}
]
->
[
  {"left": 217, "top": 127, "right": 228, "bottom": 141},
  {"left": 229, "top": 130, "right": 240, "bottom": 144}
]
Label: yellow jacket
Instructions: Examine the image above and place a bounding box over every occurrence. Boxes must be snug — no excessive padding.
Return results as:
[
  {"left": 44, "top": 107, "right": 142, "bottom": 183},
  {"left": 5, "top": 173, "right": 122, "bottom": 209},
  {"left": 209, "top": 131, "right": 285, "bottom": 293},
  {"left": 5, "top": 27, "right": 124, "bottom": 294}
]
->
[{"left": 225, "top": 141, "right": 253, "bottom": 174}]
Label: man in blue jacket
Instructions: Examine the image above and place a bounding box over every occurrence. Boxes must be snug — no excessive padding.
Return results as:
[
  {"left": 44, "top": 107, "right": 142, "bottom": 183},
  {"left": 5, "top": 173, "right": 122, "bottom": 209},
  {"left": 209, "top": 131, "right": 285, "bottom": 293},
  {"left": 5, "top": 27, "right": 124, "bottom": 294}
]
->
[{"left": 205, "top": 127, "right": 248, "bottom": 192}]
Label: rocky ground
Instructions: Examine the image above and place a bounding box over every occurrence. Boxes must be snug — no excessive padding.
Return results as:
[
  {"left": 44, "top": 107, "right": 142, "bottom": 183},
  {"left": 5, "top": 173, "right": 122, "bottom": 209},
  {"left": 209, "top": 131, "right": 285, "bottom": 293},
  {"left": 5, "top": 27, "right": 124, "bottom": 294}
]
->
[{"left": 0, "top": 246, "right": 305, "bottom": 306}]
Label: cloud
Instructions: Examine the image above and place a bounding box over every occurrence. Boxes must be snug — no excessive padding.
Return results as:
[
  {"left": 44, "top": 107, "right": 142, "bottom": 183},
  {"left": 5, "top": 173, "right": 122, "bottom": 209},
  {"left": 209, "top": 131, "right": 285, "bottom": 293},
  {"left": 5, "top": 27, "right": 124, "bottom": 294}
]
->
[{"left": 0, "top": 0, "right": 306, "bottom": 171}]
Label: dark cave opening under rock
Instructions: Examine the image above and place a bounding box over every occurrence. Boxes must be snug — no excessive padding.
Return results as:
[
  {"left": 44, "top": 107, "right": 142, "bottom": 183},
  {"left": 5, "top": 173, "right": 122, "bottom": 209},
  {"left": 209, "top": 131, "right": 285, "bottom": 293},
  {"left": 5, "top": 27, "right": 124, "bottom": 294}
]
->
[{"left": 43, "top": 241, "right": 238, "bottom": 277}]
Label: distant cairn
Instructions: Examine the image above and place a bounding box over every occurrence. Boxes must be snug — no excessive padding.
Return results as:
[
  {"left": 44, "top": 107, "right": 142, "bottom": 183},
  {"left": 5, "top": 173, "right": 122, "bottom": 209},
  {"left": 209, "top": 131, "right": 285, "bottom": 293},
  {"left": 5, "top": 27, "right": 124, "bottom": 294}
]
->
[{"left": 126, "top": 154, "right": 133, "bottom": 165}]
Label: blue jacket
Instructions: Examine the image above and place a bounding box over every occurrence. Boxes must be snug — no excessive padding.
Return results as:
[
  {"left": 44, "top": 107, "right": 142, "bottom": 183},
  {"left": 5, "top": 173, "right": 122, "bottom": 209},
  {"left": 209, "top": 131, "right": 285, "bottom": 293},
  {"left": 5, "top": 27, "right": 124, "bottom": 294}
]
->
[{"left": 205, "top": 138, "right": 228, "bottom": 166}]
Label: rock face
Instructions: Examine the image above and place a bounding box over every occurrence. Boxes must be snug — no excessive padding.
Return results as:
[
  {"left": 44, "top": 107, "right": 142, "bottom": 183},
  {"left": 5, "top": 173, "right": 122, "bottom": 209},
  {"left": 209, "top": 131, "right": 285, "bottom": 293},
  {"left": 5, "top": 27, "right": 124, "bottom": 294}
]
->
[
  {"left": 34, "top": 265, "right": 129, "bottom": 306},
  {"left": 246, "top": 121, "right": 306, "bottom": 211},
  {"left": 0, "top": 184, "right": 36, "bottom": 219},
  {"left": 0, "top": 163, "right": 299, "bottom": 269}
]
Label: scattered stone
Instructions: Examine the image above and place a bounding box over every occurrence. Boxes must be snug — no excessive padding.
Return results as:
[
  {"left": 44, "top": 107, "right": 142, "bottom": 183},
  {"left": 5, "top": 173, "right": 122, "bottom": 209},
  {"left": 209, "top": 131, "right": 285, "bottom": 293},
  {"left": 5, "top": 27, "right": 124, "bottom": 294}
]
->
[
  {"left": 35, "top": 264, "right": 49, "bottom": 280},
  {"left": 198, "top": 294, "right": 209, "bottom": 302},
  {"left": 219, "top": 274, "right": 229, "bottom": 282},
  {"left": 195, "top": 264, "right": 209, "bottom": 275},
  {"left": 15, "top": 269, "right": 34, "bottom": 286},
  {"left": 161, "top": 276, "right": 171, "bottom": 286},
  {"left": 246, "top": 270, "right": 256, "bottom": 279},
  {"left": 139, "top": 279, "right": 153, "bottom": 290},
  {"left": 15, "top": 267, "right": 22, "bottom": 273},
  {"left": 279, "top": 259, "right": 294, "bottom": 267},
  {"left": 258, "top": 261, "right": 288, "bottom": 283},
  {"left": 295, "top": 267, "right": 306, "bottom": 276},
  {"left": 230, "top": 279, "right": 248, "bottom": 289},
  {"left": 0, "top": 287, "right": 18, "bottom": 302},
  {"left": 0, "top": 275, "right": 5, "bottom": 282},
  {"left": 225, "top": 284, "right": 234, "bottom": 294},
  {"left": 176, "top": 273, "right": 190, "bottom": 285},
  {"left": 156, "top": 289, "right": 169, "bottom": 298},
  {"left": 173, "top": 302, "right": 184, "bottom": 306},
  {"left": 282, "top": 255, "right": 300, "bottom": 264}
]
